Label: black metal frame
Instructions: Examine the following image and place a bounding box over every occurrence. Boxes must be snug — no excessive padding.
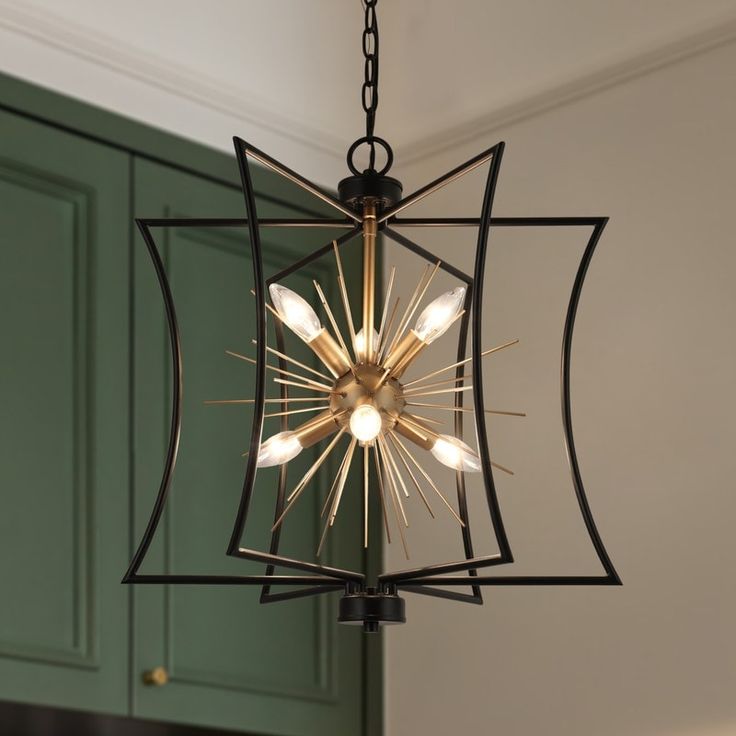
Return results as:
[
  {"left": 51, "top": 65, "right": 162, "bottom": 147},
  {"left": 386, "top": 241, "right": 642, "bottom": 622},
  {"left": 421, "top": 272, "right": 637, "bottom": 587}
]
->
[{"left": 124, "top": 136, "right": 620, "bottom": 609}]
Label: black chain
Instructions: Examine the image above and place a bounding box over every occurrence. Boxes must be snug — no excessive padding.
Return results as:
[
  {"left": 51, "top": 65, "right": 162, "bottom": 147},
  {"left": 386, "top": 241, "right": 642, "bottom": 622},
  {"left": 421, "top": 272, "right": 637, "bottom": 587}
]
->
[
  {"left": 347, "top": 0, "right": 393, "bottom": 177},
  {"left": 361, "top": 0, "right": 379, "bottom": 171}
]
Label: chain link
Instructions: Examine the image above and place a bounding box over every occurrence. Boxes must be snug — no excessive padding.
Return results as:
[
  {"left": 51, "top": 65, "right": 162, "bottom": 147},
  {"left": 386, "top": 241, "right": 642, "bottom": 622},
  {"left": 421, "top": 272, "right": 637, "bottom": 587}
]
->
[
  {"left": 347, "top": 0, "right": 393, "bottom": 176},
  {"left": 361, "top": 0, "right": 379, "bottom": 170}
]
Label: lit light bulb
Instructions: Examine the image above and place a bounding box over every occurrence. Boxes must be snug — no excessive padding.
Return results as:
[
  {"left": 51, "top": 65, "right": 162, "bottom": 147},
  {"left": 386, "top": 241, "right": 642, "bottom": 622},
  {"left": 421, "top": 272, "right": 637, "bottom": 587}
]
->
[
  {"left": 355, "top": 327, "right": 379, "bottom": 360},
  {"left": 269, "top": 284, "right": 322, "bottom": 342},
  {"left": 349, "top": 405, "right": 383, "bottom": 443},
  {"left": 430, "top": 434, "right": 481, "bottom": 472},
  {"left": 413, "top": 286, "right": 466, "bottom": 344},
  {"left": 256, "top": 431, "right": 303, "bottom": 467}
]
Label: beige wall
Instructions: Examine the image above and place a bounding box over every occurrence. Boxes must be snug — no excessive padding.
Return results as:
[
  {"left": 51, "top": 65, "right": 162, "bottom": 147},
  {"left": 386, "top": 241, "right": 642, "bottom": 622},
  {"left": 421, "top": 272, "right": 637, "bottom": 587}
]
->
[{"left": 383, "top": 40, "right": 736, "bottom": 736}]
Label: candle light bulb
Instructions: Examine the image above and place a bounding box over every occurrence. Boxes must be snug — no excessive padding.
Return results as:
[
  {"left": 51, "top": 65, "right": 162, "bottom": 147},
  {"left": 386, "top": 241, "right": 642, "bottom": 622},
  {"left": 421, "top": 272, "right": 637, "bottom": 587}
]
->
[
  {"left": 256, "top": 431, "right": 303, "bottom": 467},
  {"left": 269, "top": 284, "right": 323, "bottom": 342},
  {"left": 430, "top": 433, "right": 481, "bottom": 472},
  {"left": 355, "top": 327, "right": 379, "bottom": 361},
  {"left": 349, "top": 405, "right": 383, "bottom": 443},
  {"left": 413, "top": 286, "right": 466, "bottom": 344}
]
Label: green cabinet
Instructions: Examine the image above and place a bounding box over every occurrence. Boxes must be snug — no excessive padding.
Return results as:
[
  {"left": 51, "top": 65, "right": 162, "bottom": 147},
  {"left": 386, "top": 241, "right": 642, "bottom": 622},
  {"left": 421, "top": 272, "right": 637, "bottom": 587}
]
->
[
  {"left": 0, "top": 108, "right": 130, "bottom": 714},
  {"left": 0, "top": 77, "right": 377, "bottom": 735},
  {"left": 131, "top": 159, "right": 364, "bottom": 734}
]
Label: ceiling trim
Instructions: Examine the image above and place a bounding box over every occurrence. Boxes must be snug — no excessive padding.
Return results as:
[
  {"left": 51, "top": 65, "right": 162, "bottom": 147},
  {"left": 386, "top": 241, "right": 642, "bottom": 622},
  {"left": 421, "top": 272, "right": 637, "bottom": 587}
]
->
[
  {"left": 0, "top": 0, "right": 345, "bottom": 167},
  {"left": 394, "top": 13, "right": 736, "bottom": 166},
  {"left": 2, "top": 1, "right": 736, "bottom": 175}
]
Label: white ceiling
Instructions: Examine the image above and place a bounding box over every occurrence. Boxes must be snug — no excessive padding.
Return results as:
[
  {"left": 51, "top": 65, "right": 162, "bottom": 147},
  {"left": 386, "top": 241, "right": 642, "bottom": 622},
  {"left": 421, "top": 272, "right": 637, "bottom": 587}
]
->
[{"left": 1, "top": 0, "right": 736, "bottom": 181}]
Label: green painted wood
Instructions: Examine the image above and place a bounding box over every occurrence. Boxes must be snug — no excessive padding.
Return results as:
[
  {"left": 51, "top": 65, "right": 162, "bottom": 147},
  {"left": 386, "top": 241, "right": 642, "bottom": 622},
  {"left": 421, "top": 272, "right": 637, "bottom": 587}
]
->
[
  {"left": 0, "top": 70, "right": 238, "bottom": 190},
  {"left": 132, "top": 158, "right": 366, "bottom": 735},
  {"left": 0, "top": 108, "right": 131, "bottom": 714},
  {"left": 0, "top": 71, "right": 383, "bottom": 734}
]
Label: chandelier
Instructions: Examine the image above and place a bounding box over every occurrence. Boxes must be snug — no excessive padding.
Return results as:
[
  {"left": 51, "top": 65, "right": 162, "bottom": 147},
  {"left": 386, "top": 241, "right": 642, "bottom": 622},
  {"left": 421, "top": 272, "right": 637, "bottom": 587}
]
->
[{"left": 124, "top": 0, "right": 620, "bottom": 631}]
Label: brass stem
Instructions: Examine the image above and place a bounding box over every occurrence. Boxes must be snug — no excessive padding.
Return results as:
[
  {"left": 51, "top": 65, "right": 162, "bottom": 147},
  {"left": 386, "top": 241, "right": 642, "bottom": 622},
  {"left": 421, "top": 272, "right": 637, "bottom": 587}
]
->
[{"left": 362, "top": 200, "right": 377, "bottom": 361}]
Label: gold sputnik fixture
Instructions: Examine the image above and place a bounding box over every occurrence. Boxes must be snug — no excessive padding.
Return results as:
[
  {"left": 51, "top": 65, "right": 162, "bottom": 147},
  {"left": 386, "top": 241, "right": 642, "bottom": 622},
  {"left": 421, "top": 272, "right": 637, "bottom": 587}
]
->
[{"left": 209, "top": 205, "right": 522, "bottom": 558}]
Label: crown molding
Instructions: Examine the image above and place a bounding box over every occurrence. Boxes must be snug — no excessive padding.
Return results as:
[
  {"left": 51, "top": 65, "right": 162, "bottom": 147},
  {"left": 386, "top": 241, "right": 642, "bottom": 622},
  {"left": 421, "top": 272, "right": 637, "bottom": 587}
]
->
[
  {"left": 2, "top": 0, "right": 736, "bottom": 177},
  {"left": 394, "top": 14, "right": 736, "bottom": 167},
  {"left": 0, "top": 0, "right": 345, "bottom": 169}
]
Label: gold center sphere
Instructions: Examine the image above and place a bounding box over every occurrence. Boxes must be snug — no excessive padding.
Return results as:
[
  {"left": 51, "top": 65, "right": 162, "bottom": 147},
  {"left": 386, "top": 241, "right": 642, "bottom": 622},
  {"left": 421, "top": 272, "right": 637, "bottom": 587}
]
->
[{"left": 329, "top": 363, "right": 405, "bottom": 437}]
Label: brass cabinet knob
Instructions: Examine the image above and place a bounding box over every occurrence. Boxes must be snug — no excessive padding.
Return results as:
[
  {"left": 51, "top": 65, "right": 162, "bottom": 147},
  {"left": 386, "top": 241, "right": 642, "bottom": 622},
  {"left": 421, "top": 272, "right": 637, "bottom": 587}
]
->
[{"left": 142, "top": 666, "right": 169, "bottom": 686}]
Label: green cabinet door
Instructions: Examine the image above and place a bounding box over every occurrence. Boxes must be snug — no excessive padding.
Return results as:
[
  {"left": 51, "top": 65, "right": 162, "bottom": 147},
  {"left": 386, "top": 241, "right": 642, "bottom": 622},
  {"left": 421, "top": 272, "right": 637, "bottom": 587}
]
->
[
  {"left": 0, "top": 109, "right": 130, "bottom": 713},
  {"left": 132, "top": 158, "right": 366, "bottom": 735}
]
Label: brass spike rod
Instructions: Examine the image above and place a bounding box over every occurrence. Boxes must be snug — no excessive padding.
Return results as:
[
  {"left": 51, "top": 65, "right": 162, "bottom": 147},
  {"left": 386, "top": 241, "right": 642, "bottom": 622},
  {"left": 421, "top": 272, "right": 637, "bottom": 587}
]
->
[
  {"left": 376, "top": 440, "right": 409, "bottom": 558},
  {"left": 264, "top": 405, "right": 330, "bottom": 418},
  {"left": 385, "top": 433, "right": 435, "bottom": 518},
  {"left": 332, "top": 241, "right": 359, "bottom": 361},
  {"left": 273, "top": 378, "right": 340, "bottom": 395},
  {"left": 272, "top": 428, "right": 346, "bottom": 530},
  {"left": 399, "top": 374, "right": 471, "bottom": 392},
  {"left": 375, "top": 307, "right": 466, "bottom": 392},
  {"left": 386, "top": 260, "right": 441, "bottom": 356},
  {"left": 317, "top": 439, "right": 357, "bottom": 557},
  {"left": 383, "top": 263, "right": 430, "bottom": 357},
  {"left": 405, "top": 402, "right": 525, "bottom": 417},
  {"left": 226, "top": 350, "right": 334, "bottom": 391},
  {"left": 389, "top": 431, "right": 465, "bottom": 526},
  {"left": 376, "top": 296, "right": 401, "bottom": 363},
  {"left": 312, "top": 280, "right": 355, "bottom": 370},
  {"left": 286, "top": 425, "right": 347, "bottom": 505},
  {"left": 402, "top": 339, "right": 520, "bottom": 387},
  {"left": 378, "top": 434, "right": 410, "bottom": 499},
  {"left": 329, "top": 438, "right": 358, "bottom": 526},
  {"left": 491, "top": 461, "right": 515, "bottom": 476},
  {"left": 321, "top": 444, "right": 352, "bottom": 519},
  {"left": 377, "top": 436, "right": 409, "bottom": 526},
  {"left": 372, "top": 443, "right": 392, "bottom": 544},
  {"left": 253, "top": 341, "right": 333, "bottom": 382},
  {"left": 205, "top": 397, "right": 330, "bottom": 405},
  {"left": 250, "top": 288, "right": 288, "bottom": 329},
  {"left": 406, "top": 402, "right": 474, "bottom": 413},
  {"left": 363, "top": 444, "right": 370, "bottom": 548},
  {"left": 403, "top": 385, "right": 474, "bottom": 398},
  {"left": 374, "top": 266, "right": 396, "bottom": 362},
  {"left": 405, "top": 413, "right": 444, "bottom": 426}
]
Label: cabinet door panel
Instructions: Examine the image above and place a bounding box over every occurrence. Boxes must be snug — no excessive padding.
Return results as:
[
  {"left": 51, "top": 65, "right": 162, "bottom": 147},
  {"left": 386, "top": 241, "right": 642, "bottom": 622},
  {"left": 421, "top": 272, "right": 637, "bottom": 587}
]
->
[
  {"left": 132, "top": 158, "right": 364, "bottom": 735},
  {"left": 0, "top": 109, "right": 130, "bottom": 713}
]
